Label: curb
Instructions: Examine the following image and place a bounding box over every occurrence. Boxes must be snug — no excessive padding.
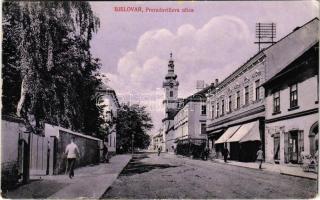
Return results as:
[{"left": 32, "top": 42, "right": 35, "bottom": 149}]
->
[
  {"left": 99, "top": 155, "right": 132, "bottom": 198},
  {"left": 279, "top": 172, "right": 317, "bottom": 180},
  {"left": 171, "top": 154, "right": 317, "bottom": 181},
  {"left": 213, "top": 160, "right": 317, "bottom": 180}
]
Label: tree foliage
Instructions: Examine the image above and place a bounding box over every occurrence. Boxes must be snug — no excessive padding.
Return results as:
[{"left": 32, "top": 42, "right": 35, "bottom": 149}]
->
[
  {"left": 2, "top": 2, "right": 103, "bottom": 136},
  {"left": 116, "top": 104, "right": 153, "bottom": 152}
]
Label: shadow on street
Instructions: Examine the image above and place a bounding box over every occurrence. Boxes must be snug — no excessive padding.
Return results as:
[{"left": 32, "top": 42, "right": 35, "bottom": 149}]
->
[{"left": 120, "top": 153, "right": 177, "bottom": 176}]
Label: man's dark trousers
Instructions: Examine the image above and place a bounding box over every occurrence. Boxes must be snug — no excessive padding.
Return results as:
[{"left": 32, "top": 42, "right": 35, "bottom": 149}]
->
[{"left": 67, "top": 158, "right": 76, "bottom": 178}]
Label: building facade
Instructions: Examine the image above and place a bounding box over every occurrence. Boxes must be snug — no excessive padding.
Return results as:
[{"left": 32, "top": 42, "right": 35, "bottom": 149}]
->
[
  {"left": 206, "top": 52, "right": 266, "bottom": 162},
  {"left": 152, "top": 129, "right": 164, "bottom": 151},
  {"left": 96, "top": 76, "right": 120, "bottom": 154},
  {"left": 263, "top": 43, "right": 318, "bottom": 164},
  {"left": 173, "top": 93, "right": 209, "bottom": 157},
  {"left": 206, "top": 17, "right": 319, "bottom": 163}
]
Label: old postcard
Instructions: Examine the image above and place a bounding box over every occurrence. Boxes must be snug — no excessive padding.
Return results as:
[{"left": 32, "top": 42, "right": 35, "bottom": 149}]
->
[{"left": 1, "top": 1, "right": 319, "bottom": 199}]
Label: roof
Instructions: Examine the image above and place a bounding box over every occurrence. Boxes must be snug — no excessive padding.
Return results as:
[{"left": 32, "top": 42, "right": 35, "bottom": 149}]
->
[
  {"left": 263, "top": 17, "right": 319, "bottom": 82},
  {"left": 172, "top": 83, "right": 216, "bottom": 119},
  {"left": 263, "top": 42, "right": 318, "bottom": 87},
  {"left": 213, "top": 17, "right": 319, "bottom": 92}
]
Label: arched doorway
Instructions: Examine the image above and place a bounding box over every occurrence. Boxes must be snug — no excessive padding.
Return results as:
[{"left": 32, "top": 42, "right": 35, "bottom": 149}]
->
[{"left": 309, "top": 122, "right": 318, "bottom": 156}]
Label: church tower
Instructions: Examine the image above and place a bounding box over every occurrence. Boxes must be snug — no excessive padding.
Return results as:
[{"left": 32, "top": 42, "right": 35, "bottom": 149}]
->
[{"left": 162, "top": 53, "right": 179, "bottom": 112}]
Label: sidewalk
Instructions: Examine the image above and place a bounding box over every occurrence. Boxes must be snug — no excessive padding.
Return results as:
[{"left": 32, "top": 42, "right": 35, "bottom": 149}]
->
[
  {"left": 5, "top": 154, "right": 132, "bottom": 199},
  {"left": 213, "top": 158, "right": 318, "bottom": 180},
  {"left": 164, "top": 153, "right": 318, "bottom": 180}
]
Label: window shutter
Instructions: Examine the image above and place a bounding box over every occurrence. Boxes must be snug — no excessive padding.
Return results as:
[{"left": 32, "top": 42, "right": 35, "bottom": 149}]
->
[
  {"left": 242, "top": 88, "right": 246, "bottom": 106},
  {"left": 253, "top": 82, "right": 256, "bottom": 102},
  {"left": 234, "top": 94, "right": 237, "bottom": 109},
  {"left": 298, "top": 131, "right": 304, "bottom": 163},
  {"left": 226, "top": 97, "right": 229, "bottom": 112}
]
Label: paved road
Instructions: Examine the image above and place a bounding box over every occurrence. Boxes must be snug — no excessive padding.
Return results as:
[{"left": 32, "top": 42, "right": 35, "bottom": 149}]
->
[{"left": 102, "top": 153, "right": 317, "bottom": 199}]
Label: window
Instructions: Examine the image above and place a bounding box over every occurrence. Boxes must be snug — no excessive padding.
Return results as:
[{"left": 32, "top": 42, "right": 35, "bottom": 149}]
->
[
  {"left": 200, "top": 123, "right": 206, "bottom": 135},
  {"left": 169, "top": 91, "right": 173, "bottom": 97},
  {"left": 228, "top": 96, "right": 232, "bottom": 113},
  {"left": 236, "top": 91, "right": 240, "bottom": 109},
  {"left": 221, "top": 99, "right": 225, "bottom": 115},
  {"left": 290, "top": 84, "right": 298, "bottom": 108},
  {"left": 201, "top": 105, "right": 206, "bottom": 115},
  {"left": 245, "top": 86, "right": 249, "bottom": 105},
  {"left": 216, "top": 103, "right": 220, "bottom": 117},
  {"left": 273, "top": 91, "right": 280, "bottom": 113},
  {"left": 274, "top": 134, "right": 280, "bottom": 160},
  {"left": 211, "top": 105, "right": 215, "bottom": 119},
  {"left": 255, "top": 80, "right": 260, "bottom": 101}
]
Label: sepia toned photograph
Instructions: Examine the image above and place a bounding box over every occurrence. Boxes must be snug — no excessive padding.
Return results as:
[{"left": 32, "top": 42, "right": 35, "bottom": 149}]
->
[{"left": 1, "top": 1, "right": 319, "bottom": 199}]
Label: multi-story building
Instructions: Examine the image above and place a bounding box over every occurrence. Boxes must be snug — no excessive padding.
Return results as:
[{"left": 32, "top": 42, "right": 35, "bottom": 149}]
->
[
  {"left": 263, "top": 44, "right": 318, "bottom": 164},
  {"left": 206, "top": 52, "right": 266, "bottom": 162},
  {"left": 172, "top": 88, "right": 212, "bottom": 155},
  {"left": 206, "top": 18, "right": 319, "bottom": 162},
  {"left": 97, "top": 76, "right": 120, "bottom": 154},
  {"left": 152, "top": 129, "right": 164, "bottom": 151}
]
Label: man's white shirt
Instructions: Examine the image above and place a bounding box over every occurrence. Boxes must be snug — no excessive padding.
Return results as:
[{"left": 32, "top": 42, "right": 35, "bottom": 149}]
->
[{"left": 65, "top": 142, "right": 80, "bottom": 158}]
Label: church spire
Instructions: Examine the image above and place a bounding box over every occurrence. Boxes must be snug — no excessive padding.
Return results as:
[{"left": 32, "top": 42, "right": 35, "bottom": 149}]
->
[
  {"left": 163, "top": 52, "right": 179, "bottom": 111},
  {"left": 168, "top": 52, "right": 174, "bottom": 73}
]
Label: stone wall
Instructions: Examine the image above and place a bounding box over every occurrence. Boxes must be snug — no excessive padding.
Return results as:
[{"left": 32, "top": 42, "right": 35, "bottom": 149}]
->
[
  {"left": 1, "top": 117, "right": 28, "bottom": 189},
  {"left": 53, "top": 130, "right": 101, "bottom": 175}
]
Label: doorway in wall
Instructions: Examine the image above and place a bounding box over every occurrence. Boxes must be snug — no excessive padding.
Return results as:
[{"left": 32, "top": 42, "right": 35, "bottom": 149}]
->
[
  {"left": 288, "top": 131, "right": 299, "bottom": 164},
  {"left": 309, "top": 122, "right": 318, "bottom": 156}
]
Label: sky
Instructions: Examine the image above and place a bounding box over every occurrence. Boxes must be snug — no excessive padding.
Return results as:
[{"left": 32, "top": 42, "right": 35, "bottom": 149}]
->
[{"left": 90, "top": 1, "right": 319, "bottom": 135}]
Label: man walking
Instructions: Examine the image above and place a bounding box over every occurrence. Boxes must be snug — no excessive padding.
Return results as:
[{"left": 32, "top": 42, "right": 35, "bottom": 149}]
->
[
  {"left": 223, "top": 145, "right": 229, "bottom": 163},
  {"left": 257, "top": 147, "right": 263, "bottom": 169},
  {"left": 65, "top": 136, "right": 80, "bottom": 179},
  {"left": 158, "top": 146, "right": 162, "bottom": 156}
]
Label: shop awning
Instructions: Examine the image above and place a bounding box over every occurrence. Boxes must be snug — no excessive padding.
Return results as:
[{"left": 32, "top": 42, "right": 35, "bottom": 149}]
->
[
  {"left": 207, "top": 129, "right": 224, "bottom": 137},
  {"left": 215, "top": 125, "right": 241, "bottom": 144},
  {"left": 227, "top": 121, "right": 260, "bottom": 143}
]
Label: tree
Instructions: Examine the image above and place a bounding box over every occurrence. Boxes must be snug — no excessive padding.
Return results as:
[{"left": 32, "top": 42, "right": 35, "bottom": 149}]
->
[
  {"left": 116, "top": 104, "right": 153, "bottom": 152},
  {"left": 2, "top": 2, "right": 103, "bottom": 136}
]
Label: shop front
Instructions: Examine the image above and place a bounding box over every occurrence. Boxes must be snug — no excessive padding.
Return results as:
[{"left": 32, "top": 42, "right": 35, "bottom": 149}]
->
[
  {"left": 214, "top": 125, "right": 241, "bottom": 159},
  {"left": 226, "top": 121, "right": 261, "bottom": 162},
  {"left": 176, "top": 138, "right": 207, "bottom": 158},
  {"left": 265, "top": 115, "right": 318, "bottom": 165}
]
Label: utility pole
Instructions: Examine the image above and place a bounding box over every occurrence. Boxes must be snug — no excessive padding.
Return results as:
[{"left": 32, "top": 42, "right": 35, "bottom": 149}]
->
[{"left": 131, "top": 133, "right": 134, "bottom": 155}]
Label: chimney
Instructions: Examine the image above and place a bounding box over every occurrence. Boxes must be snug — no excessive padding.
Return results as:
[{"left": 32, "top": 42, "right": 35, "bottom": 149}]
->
[{"left": 215, "top": 78, "right": 219, "bottom": 86}]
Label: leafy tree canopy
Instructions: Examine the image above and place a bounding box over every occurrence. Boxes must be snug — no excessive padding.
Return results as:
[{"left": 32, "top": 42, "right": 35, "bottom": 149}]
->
[
  {"left": 2, "top": 2, "right": 104, "bottom": 137},
  {"left": 116, "top": 103, "right": 153, "bottom": 152}
]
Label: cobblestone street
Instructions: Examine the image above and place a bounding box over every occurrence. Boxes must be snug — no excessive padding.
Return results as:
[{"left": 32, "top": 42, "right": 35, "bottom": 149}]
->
[{"left": 103, "top": 153, "right": 317, "bottom": 199}]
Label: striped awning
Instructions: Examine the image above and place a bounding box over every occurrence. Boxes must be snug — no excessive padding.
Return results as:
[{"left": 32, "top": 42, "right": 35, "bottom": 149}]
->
[
  {"left": 227, "top": 121, "right": 260, "bottom": 143},
  {"left": 215, "top": 125, "right": 241, "bottom": 144}
]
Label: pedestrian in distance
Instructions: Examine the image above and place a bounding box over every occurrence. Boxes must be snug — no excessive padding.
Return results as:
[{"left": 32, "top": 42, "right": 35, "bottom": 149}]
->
[
  {"left": 257, "top": 147, "right": 264, "bottom": 169},
  {"left": 223, "top": 146, "right": 229, "bottom": 163},
  {"left": 158, "top": 147, "right": 161, "bottom": 156},
  {"left": 203, "top": 146, "right": 209, "bottom": 161},
  {"left": 65, "top": 136, "right": 80, "bottom": 179},
  {"left": 102, "top": 142, "right": 109, "bottom": 163}
]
